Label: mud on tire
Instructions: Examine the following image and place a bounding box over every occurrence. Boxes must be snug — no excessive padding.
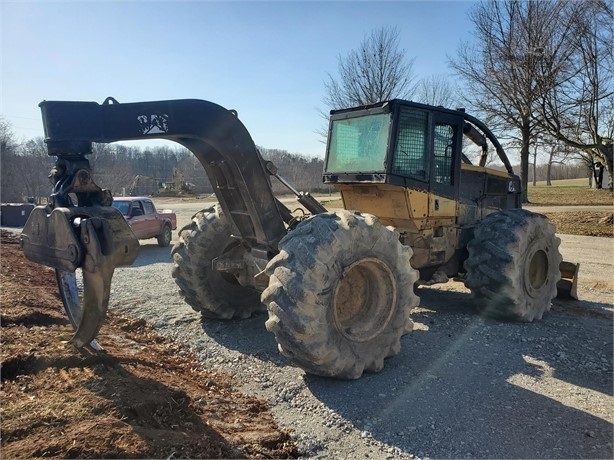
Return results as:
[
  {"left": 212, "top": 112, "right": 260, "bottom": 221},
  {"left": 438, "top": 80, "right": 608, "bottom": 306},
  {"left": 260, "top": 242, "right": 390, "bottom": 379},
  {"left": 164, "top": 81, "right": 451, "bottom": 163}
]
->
[
  {"left": 262, "top": 211, "right": 420, "bottom": 379},
  {"left": 171, "top": 205, "right": 263, "bottom": 319},
  {"left": 464, "top": 209, "right": 562, "bottom": 322}
]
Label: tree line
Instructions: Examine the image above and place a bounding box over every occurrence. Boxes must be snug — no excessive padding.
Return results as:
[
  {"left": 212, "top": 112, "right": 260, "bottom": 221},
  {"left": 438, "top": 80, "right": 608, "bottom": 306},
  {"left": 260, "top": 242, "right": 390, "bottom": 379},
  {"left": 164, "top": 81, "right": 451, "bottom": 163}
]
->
[
  {"left": 0, "top": 115, "right": 593, "bottom": 205},
  {"left": 0, "top": 120, "right": 332, "bottom": 203}
]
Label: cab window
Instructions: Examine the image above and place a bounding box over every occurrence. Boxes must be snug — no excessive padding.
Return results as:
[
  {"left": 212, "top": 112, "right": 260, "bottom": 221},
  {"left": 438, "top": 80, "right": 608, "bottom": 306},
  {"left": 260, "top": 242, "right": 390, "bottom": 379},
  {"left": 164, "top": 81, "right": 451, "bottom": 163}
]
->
[
  {"left": 326, "top": 113, "right": 391, "bottom": 173},
  {"left": 143, "top": 200, "right": 155, "bottom": 214}
]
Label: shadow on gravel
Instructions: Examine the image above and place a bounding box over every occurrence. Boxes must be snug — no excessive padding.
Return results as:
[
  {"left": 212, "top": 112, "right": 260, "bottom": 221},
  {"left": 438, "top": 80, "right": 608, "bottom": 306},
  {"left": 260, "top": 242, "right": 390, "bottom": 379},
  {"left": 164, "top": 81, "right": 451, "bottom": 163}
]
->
[
  {"left": 126, "top": 244, "right": 173, "bottom": 267},
  {"left": 303, "top": 286, "right": 613, "bottom": 459},
  {"left": 551, "top": 296, "right": 614, "bottom": 319},
  {"left": 415, "top": 283, "right": 477, "bottom": 314},
  {"left": 198, "top": 313, "right": 284, "bottom": 364},
  {"left": 417, "top": 284, "right": 613, "bottom": 392}
]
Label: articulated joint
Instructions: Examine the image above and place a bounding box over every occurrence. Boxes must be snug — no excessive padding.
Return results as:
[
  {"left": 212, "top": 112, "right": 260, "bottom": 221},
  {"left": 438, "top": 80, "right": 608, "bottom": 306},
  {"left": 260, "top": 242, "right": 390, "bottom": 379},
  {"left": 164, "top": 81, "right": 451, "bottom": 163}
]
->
[{"left": 49, "top": 157, "right": 112, "bottom": 208}]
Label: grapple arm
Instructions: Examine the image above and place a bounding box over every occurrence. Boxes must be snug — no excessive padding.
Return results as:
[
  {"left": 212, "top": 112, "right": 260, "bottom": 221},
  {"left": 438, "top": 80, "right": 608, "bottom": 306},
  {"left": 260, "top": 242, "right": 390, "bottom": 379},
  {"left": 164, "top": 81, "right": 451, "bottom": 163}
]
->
[
  {"left": 23, "top": 96, "right": 292, "bottom": 349},
  {"left": 40, "top": 97, "right": 287, "bottom": 249}
]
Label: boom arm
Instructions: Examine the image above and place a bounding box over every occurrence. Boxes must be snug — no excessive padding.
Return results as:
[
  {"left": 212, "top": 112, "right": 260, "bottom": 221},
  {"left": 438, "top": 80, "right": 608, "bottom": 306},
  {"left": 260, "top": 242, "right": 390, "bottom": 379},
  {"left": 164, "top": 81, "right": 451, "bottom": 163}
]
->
[{"left": 40, "top": 97, "right": 288, "bottom": 250}]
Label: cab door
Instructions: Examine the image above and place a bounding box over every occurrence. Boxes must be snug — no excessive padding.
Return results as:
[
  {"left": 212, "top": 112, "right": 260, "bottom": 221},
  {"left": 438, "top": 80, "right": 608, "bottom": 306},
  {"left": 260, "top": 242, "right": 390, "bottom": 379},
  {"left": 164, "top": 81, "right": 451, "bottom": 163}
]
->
[
  {"left": 128, "top": 200, "right": 148, "bottom": 239},
  {"left": 142, "top": 199, "right": 160, "bottom": 237},
  {"left": 428, "top": 113, "right": 462, "bottom": 217}
]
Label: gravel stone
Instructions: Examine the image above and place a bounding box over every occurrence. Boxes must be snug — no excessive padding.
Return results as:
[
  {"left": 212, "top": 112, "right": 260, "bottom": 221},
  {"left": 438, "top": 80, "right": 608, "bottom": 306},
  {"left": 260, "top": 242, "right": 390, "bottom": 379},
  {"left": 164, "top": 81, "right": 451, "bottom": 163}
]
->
[{"left": 104, "top": 202, "right": 613, "bottom": 459}]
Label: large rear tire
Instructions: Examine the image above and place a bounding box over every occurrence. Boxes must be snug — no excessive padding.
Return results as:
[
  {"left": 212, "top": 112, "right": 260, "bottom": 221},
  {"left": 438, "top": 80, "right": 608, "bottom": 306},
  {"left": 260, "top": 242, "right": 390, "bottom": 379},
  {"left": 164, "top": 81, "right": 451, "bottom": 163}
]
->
[
  {"left": 262, "top": 211, "right": 420, "bottom": 379},
  {"left": 171, "top": 205, "right": 263, "bottom": 319},
  {"left": 464, "top": 209, "right": 562, "bottom": 322}
]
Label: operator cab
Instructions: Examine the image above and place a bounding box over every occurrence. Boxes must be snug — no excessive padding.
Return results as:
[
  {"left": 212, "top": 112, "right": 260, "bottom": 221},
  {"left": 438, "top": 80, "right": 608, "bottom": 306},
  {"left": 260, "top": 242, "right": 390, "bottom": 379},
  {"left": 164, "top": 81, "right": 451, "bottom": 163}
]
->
[
  {"left": 323, "top": 99, "right": 521, "bottom": 224},
  {"left": 323, "top": 99, "right": 464, "bottom": 199}
]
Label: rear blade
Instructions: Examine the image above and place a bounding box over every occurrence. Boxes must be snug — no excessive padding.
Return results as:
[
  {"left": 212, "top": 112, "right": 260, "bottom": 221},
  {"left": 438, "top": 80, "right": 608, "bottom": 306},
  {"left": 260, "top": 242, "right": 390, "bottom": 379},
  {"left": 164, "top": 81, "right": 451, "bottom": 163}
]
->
[{"left": 557, "top": 261, "right": 579, "bottom": 300}]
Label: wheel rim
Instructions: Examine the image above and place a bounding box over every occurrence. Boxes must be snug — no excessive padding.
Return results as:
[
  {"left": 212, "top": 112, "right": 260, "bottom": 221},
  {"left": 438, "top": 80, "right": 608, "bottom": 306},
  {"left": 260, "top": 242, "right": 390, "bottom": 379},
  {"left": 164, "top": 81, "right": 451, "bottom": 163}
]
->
[
  {"left": 333, "top": 258, "right": 397, "bottom": 342},
  {"left": 525, "top": 246, "right": 549, "bottom": 297}
]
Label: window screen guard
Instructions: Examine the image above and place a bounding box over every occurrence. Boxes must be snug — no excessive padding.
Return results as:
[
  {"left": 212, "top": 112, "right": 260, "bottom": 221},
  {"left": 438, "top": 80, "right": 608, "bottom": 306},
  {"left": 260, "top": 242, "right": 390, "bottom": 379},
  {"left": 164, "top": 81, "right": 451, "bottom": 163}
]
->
[
  {"left": 433, "top": 123, "right": 455, "bottom": 185},
  {"left": 392, "top": 108, "right": 428, "bottom": 181}
]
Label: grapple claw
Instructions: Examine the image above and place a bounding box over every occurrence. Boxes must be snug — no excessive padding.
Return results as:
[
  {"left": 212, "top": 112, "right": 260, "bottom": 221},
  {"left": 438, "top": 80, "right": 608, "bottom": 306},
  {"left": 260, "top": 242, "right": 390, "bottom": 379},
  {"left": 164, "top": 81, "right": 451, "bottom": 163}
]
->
[
  {"left": 56, "top": 270, "right": 104, "bottom": 350},
  {"left": 22, "top": 205, "right": 139, "bottom": 348},
  {"left": 72, "top": 218, "right": 114, "bottom": 347}
]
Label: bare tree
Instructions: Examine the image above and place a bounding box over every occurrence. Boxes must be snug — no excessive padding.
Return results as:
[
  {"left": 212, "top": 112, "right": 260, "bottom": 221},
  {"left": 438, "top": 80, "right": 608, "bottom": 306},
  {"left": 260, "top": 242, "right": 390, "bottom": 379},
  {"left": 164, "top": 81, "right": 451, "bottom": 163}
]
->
[
  {"left": 177, "top": 151, "right": 211, "bottom": 194},
  {"left": 259, "top": 147, "right": 327, "bottom": 193},
  {"left": 536, "top": 0, "right": 614, "bottom": 190},
  {"left": 415, "top": 74, "right": 457, "bottom": 107},
  {"left": 541, "top": 137, "right": 574, "bottom": 186},
  {"left": 21, "top": 137, "right": 55, "bottom": 202},
  {"left": 90, "top": 143, "right": 136, "bottom": 196},
  {"left": 449, "top": 0, "right": 576, "bottom": 202},
  {"left": 323, "top": 26, "right": 417, "bottom": 111},
  {"left": 0, "top": 117, "right": 21, "bottom": 201},
  {"left": 0, "top": 126, "right": 54, "bottom": 203},
  {"left": 530, "top": 140, "right": 540, "bottom": 186},
  {"left": 0, "top": 117, "right": 17, "bottom": 156}
]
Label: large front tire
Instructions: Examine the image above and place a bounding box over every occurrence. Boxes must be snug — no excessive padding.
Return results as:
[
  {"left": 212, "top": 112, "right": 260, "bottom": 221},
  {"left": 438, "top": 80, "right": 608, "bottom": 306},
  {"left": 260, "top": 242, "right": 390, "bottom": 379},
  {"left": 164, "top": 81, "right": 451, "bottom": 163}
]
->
[
  {"left": 262, "top": 211, "right": 420, "bottom": 379},
  {"left": 464, "top": 209, "right": 562, "bottom": 322},
  {"left": 171, "top": 205, "right": 263, "bottom": 319}
]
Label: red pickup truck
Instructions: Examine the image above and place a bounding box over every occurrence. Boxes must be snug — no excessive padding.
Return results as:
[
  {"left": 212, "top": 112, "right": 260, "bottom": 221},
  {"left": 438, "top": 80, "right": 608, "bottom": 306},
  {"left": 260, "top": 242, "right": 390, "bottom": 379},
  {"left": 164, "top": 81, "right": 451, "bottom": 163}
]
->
[{"left": 112, "top": 197, "right": 177, "bottom": 247}]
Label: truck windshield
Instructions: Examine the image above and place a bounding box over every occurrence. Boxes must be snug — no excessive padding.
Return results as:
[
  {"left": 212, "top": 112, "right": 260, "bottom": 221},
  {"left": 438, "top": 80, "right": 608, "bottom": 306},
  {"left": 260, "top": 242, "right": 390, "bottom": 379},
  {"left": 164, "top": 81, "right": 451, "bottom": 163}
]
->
[
  {"left": 112, "top": 200, "right": 131, "bottom": 215},
  {"left": 325, "top": 113, "right": 391, "bottom": 173}
]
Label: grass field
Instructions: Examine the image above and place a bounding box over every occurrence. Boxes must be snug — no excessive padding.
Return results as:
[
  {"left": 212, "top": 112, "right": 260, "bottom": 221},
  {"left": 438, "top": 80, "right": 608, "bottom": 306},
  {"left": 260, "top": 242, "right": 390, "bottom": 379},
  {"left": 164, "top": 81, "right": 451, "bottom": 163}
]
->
[
  {"left": 529, "top": 178, "right": 590, "bottom": 187},
  {"left": 528, "top": 180, "right": 612, "bottom": 205},
  {"left": 321, "top": 179, "right": 613, "bottom": 207}
]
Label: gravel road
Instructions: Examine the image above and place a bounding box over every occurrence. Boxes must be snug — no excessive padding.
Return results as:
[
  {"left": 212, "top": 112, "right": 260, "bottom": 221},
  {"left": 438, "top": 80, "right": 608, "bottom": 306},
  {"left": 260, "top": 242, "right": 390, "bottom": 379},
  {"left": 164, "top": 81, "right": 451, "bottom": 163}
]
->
[{"left": 106, "top": 199, "right": 613, "bottom": 459}]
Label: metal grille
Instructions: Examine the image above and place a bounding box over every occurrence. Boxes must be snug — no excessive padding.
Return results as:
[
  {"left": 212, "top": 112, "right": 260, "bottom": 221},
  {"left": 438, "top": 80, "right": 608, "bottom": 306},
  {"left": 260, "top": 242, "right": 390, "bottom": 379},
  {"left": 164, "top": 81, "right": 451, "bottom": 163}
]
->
[
  {"left": 392, "top": 108, "right": 428, "bottom": 180},
  {"left": 434, "top": 124, "right": 454, "bottom": 185}
]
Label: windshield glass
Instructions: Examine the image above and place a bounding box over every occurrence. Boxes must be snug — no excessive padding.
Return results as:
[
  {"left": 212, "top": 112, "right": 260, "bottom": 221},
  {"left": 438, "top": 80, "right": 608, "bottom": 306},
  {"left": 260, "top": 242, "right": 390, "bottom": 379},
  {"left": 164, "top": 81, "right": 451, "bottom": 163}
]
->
[
  {"left": 112, "top": 200, "right": 131, "bottom": 215},
  {"left": 325, "top": 113, "right": 391, "bottom": 173}
]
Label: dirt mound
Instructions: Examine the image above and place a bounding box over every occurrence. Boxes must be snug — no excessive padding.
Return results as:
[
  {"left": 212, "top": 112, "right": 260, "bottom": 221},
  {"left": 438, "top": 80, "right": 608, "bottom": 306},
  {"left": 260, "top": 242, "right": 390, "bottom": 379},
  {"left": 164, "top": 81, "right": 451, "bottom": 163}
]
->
[
  {"left": 544, "top": 211, "right": 613, "bottom": 238},
  {"left": 0, "top": 230, "right": 298, "bottom": 458}
]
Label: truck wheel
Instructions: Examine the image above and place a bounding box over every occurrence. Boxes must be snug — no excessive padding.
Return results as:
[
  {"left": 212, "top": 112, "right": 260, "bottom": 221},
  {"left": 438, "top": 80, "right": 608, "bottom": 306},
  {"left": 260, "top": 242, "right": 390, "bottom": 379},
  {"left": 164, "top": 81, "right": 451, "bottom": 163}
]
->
[
  {"left": 171, "top": 205, "right": 263, "bottom": 319},
  {"left": 262, "top": 211, "right": 419, "bottom": 379},
  {"left": 157, "top": 224, "right": 172, "bottom": 247},
  {"left": 464, "top": 209, "right": 562, "bottom": 322}
]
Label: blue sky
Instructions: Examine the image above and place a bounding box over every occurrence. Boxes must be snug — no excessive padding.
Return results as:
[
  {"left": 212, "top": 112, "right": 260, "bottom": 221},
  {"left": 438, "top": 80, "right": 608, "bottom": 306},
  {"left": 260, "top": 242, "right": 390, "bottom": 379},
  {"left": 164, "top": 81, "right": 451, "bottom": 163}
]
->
[{"left": 1, "top": 0, "right": 476, "bottom": 157}]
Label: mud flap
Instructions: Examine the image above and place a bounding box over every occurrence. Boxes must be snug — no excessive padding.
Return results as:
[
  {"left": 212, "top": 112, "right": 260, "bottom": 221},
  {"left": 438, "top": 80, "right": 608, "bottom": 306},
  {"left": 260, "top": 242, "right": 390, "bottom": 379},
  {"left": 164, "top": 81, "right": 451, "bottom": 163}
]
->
[
  {"left": 557, "top": 261, "right": 579, "bottom": 300},
  {"left": 21, "top": 206, "right": 139, "bottom": 347}
]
